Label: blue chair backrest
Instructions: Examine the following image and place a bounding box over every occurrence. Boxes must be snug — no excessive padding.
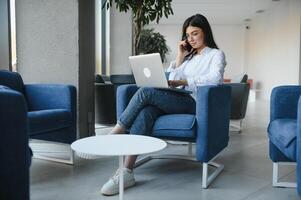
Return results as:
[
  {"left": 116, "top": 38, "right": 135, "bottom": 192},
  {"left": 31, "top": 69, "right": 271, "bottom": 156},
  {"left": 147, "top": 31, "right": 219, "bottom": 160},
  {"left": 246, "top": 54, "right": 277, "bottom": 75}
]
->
[{"left": 0, "top": 70, "right": 25, "bottom": 95}]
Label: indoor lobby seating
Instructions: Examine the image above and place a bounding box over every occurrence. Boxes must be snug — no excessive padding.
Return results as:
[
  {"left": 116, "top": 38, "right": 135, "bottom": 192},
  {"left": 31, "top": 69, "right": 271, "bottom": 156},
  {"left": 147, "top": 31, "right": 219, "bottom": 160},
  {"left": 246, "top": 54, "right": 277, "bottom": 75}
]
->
[
  {"left": 268, "top": 85, "right": 301, "bottom": 196},
  {"left": 0, "top": 70, "right": 77, "bottom": 164},
  {"left": 0, "top": 86, "right": 31, "bottom": 200},
  {"left": 116, "top": 84, "right": 231, "bottom": 188},
  {"left": 225, "top": 74, "right": 250, "bottom": 133}
]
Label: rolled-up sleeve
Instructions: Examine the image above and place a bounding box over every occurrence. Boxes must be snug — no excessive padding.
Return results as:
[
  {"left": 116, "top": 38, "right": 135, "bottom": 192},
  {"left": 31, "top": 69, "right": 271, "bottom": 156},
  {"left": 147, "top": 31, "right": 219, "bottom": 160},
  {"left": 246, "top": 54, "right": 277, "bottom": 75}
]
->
[
  {"left": 166, "top": 60, "right": 185, "bottom": 81},
  {"left": 186, "top": 51, "right": 226, "bottom": 89}
]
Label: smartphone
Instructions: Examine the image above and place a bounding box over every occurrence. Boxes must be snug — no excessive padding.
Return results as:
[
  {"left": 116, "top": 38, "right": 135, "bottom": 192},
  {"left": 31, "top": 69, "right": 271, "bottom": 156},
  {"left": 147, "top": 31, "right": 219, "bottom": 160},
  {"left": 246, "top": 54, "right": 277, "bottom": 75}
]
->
[{"left": 182, "top": 36, "right": 192, "bottom": 52}]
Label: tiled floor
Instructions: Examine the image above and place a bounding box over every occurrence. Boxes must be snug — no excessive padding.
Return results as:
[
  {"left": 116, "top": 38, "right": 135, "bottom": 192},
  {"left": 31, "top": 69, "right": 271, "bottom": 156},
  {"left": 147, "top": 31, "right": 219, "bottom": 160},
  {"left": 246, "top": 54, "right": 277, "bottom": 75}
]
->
[{"left": 30, "top": 100, "right": 300, "bottom": 200}]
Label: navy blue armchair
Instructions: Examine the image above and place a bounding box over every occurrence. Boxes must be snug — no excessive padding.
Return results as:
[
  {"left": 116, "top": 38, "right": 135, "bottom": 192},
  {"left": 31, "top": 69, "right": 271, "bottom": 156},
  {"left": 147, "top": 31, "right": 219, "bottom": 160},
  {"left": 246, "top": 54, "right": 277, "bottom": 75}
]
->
[
  {"left": 117, "top": 84, "right": 231, "bottom": 188},
  {"left": 0, "top": 70, "right": 77, "bottom": 164},
  {"left": 0, "top": 86, "right": 30, "bottom": 200},
  {"left": 268, "top": 86, "right": 301, "bottom": 196}
]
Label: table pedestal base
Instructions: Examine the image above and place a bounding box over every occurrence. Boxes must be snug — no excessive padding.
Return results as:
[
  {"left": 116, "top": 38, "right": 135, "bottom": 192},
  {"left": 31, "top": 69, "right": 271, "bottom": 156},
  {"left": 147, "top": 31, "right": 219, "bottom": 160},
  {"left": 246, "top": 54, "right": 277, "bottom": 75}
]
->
[{"left": 119, "top": 155, "right": 124, "bottom": 200}]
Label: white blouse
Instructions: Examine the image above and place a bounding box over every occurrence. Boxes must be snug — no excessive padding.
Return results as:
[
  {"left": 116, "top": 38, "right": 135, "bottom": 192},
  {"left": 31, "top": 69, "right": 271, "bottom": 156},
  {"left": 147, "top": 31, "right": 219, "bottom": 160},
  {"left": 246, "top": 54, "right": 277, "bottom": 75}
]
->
[{"left": 167, "top": 47, "right": 226, "bottom": 100}]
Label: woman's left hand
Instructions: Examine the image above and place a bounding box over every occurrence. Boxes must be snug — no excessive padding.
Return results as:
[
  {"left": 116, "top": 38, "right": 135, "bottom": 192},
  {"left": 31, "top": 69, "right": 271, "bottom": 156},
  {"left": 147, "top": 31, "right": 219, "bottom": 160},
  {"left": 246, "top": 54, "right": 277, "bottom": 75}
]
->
[{"left": 168, "top": 80, "right": 188, "bottom": 88}]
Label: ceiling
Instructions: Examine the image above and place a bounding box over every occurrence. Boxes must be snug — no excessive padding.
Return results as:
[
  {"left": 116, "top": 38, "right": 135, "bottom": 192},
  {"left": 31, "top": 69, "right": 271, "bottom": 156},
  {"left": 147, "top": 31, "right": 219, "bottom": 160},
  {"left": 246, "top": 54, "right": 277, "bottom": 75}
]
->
[{"left": 156, "top": 0, "right": 280, "bottom": 25}]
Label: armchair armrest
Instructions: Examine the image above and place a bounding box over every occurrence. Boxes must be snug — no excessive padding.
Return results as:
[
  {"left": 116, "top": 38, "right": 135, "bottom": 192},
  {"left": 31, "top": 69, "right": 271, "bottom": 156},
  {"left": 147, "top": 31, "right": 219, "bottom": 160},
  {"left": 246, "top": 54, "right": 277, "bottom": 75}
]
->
[
  {"left": 195, "top": 85, "right": 231, "bottom": 162},
  {"left": 0, "top": 87, "right": 30, "bottom": 199},
  {"left": 24, "top": 84, "right": 76, "bottom": 112},
  {"left": 297, "top": 96, "right": 301, "bottom": 195},
  {"left": 270, "top": 86, "right": 301, "bottom": 121},
  {"left": 116, "top": 84, "right": 139, "bottom": 118}
]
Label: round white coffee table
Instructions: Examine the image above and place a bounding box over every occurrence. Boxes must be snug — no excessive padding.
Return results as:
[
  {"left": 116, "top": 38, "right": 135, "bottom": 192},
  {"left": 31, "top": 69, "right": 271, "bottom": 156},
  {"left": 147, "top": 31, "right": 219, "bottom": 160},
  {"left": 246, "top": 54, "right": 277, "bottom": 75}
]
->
[{"left": 71, "top": 135, "right": 167, "bottom": 200}]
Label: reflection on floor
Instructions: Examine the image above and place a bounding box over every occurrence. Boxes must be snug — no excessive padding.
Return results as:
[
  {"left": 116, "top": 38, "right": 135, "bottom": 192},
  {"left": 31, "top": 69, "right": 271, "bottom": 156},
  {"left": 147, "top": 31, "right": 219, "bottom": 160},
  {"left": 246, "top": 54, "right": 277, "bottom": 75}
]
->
[{"left": 30, "top": 100, "right": 300, "bottom": 200}]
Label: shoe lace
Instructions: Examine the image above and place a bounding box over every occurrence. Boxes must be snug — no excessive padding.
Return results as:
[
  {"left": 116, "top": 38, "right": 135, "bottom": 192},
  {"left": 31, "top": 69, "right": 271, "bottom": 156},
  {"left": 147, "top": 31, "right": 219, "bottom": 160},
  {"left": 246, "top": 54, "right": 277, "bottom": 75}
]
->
[{"left": 110, "top": 169, "right": 122, "bottom": 184}]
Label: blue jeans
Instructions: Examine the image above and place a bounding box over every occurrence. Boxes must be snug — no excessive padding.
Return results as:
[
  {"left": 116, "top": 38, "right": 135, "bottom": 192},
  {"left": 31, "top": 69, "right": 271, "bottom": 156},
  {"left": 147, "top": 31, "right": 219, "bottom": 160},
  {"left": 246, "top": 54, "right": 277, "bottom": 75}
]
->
[{"left": 118, "top": 87, "right": 196, "bottom": 135}]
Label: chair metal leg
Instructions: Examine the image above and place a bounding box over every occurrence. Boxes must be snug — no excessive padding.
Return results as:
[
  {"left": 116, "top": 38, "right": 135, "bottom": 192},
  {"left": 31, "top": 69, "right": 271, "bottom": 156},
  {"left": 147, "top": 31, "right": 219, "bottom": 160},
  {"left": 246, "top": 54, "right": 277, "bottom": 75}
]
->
[
  {"left": 135, "top": 154, "right": 196, "bottom": 168},
  {"left": 272, "top": 162, "right": 296, "bottom": 188},
  {"left": 230, "top": 119, "right": 243, "bottom": 133},
  {"left": 188, "top": 142, "right": 193, "bottom": 156},
  {"left": 202, "top": 162, "right": 224, "bottom": 189},
  {"left": 239, "top": 120, "right": 242, "bottom": 133},
  {"left": 135, "top": 150, "right": 225, "bottom": 189},
  {"left": 33, "top": 149, "right": 74, "bottom": 165},
  {"left": 30, "top": 140, "right": 74, "bottom": 165}
]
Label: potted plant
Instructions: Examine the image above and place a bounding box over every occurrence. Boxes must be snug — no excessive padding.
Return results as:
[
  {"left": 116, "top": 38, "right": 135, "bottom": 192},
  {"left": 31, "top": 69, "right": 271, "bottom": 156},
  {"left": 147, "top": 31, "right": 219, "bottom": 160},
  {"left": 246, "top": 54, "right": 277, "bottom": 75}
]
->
[
  {"left": 138, "top": 28, "right": 169, "bottom": 62},
  {"left": 103, "top": 0, "right": 173, "bottom": 55}
]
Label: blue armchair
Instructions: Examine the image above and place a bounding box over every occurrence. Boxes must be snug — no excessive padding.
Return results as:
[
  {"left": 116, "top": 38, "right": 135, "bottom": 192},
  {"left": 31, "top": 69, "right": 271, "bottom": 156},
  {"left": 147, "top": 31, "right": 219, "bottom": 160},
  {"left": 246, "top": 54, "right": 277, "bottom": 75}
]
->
[
  {"left": 117, "top": 84, "right": 231, "bottom": 188},
  {"left": 268, "top": 86, "right": 301, "bottom": 196},
  {"left": 0, "top": 70, "right": 77, "bottom": 164},
  {"left": 0, "top": 86, "right": 31, "bottom": 200}
]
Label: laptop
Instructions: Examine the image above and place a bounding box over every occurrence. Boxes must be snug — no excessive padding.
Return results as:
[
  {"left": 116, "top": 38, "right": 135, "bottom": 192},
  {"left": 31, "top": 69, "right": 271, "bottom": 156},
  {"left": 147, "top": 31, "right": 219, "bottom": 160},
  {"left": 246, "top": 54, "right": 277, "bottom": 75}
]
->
[{"left": 129, "top": 53, "right": 192, "bottom": 94}]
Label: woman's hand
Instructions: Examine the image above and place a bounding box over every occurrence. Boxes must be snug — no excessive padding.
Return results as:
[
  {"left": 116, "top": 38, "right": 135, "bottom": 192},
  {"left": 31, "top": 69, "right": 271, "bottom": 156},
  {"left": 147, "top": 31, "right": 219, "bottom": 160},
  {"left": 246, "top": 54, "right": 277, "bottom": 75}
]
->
[
  {"left": 176, "top": 40, "right": 193, "bottom": 67},
  {"left": 178, "top": 40, "right": 188, "bottom": 55},
  {"left": 168, "top": 80, "right": 188, "bottom": 88}
]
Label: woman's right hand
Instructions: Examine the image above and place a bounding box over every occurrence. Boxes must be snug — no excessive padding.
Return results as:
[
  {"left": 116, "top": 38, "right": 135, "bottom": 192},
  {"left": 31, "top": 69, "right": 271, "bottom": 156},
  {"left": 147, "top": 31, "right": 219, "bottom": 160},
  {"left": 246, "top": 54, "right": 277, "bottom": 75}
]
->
[
  {"left": 176, "top": 40, "right": 188, "bottom": 67},
  {"left": 178, "top": 40, "right": 188, "bottom": 55}
]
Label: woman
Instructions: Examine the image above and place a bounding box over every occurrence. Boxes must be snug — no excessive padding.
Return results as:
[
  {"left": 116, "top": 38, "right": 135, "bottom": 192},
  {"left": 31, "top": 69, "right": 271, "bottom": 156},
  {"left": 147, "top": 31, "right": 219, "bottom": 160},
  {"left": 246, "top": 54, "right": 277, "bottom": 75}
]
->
[{"left": 101, "top": 14, "right": 226, "bottom": 196}]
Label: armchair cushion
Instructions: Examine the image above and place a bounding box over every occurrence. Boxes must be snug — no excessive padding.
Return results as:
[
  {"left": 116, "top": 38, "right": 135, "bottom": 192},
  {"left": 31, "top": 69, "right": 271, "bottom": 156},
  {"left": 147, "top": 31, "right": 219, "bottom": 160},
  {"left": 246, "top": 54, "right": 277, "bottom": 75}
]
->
[
  {"left": 28, "top": 109, "right": 72, "bottom": 136},
  {"left": 153, "top": 114, "right": 196, "bottom": 139},
  {"left": 268, "top": 119, "right": 296, "bottom": 160}
]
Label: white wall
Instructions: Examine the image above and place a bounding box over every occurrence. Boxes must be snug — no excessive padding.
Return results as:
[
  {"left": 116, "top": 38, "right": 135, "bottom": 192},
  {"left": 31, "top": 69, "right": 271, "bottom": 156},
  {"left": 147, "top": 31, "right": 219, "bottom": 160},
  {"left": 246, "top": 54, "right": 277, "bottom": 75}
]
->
[
  {"left": 0, "top": 0, "right": 9, "bottom": 70},
  {"left": 212, "top": 25, "right": 245, "bottom": 79},
  {"left": 16, "top": 0, "right": 79, "bottom": 86},
  {"left": 148, "top": 23, "right": 246, "bottom": 79},
  {"left": 109, "top": 7, "right": 132, "bottom": 75},
  {"left": 245, "top": 0, "right": 301, "bottom": 100},
  {"left": 95, "top": 0, "right": 102, "bottom": 75}
]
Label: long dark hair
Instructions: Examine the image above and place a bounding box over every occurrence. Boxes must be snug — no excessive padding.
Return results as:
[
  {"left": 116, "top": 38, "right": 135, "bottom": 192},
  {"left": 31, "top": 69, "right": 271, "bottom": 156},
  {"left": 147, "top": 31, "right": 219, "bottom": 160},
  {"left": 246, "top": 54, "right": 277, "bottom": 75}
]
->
[{"left": 182, "top": 14, "right": 218, "bottom": 59}]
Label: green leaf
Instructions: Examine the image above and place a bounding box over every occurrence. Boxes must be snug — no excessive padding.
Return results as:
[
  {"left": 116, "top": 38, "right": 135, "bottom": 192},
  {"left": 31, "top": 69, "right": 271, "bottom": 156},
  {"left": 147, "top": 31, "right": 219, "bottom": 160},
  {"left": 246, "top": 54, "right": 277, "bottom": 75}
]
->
[
  {"left": 138, "top": 28, "right": 169, "bottom": 62},
  {"left": 164, "top": 11, "right": 168, "bottom": 18},
  {"left": 149, "top": 13, "right": 156, "bottom": 21},
  {"left": 102, "top": 0, "right": 107, "bottom": 9}
]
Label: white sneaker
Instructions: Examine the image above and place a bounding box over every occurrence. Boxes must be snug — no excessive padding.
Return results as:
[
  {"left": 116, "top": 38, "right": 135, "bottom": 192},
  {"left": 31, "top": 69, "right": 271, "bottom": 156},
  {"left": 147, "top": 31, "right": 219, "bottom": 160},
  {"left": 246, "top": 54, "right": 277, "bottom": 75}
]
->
[{"left": 101, "top": 168, "right": 136, "bottom": 196}]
